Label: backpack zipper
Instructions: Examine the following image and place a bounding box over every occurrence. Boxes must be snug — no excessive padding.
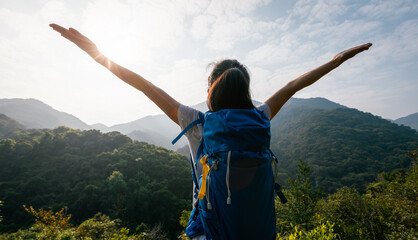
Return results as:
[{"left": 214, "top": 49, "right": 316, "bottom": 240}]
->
[
  {"left": 206, "top": 163, "right": 215, "bottom": 210},
  {"left": 226, "top": 150, "right": 232, "bottom": 205},
  {"left": 203, "top": 151, "right": 232, "bottom": 210}
]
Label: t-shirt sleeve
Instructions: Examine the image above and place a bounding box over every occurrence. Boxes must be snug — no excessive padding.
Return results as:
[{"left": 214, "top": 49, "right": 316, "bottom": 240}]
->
[
  {"left": 177, "top": 105, "right": 202, "bottom": 134},
  {"left": 256, "top": 103, "right": 271, "bottom": 120},
  {"left": 177, "top": 105, "right": 204, "bottom": 163}
]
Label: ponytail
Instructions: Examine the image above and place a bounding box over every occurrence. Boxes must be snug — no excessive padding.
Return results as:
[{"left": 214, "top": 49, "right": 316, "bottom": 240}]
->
[{"left": 207, "top": 67, "right": 254, "bottom": 112}]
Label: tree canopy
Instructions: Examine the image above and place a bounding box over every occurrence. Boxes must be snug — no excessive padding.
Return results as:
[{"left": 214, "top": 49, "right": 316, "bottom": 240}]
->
[
  {"left": 0, "top": 127, "right": 191, "bottom": 238},
  {"left": 270, "top": 108, "right": 417, "bottom": 193}
]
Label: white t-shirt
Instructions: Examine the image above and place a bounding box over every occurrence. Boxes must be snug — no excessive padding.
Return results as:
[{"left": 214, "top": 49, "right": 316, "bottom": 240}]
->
[{"left": 177, "top": 103, "right": 271, "bottom": 176}]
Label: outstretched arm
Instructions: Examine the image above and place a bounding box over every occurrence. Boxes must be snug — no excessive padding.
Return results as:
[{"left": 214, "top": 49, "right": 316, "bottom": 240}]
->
[
  {"left": 265, "top": 43, "right": 372, "bottom": 120},
  {"left": 49, "top": 24, "right": 180, "bottom": 125}
]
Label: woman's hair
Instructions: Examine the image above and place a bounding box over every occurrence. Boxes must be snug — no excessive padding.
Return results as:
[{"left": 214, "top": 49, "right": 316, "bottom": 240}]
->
[{"left": 207, "top": 59, "right": 254, "bottom": 111}]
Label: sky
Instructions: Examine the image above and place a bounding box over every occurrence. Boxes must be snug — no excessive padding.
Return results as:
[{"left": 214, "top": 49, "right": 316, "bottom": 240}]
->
[{"left": 0, "top": 0, "right": 417, "bottom": 126}]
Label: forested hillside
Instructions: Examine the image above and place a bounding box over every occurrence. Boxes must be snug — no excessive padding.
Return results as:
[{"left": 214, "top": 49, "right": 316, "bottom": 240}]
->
[
  {"left": 0, "top": 122, "right": 416, "bottom": 239},
  {"left": 271, "top": 107, "right": 417, "bottom": 193},
  {"left": 0, "top": 127, "right": 191, "bottom": 237},
  {"left": 2, "top": 151, "right": 415, "bottom": 239},
  {"left": 1, "top": 97, "right": 416, "bottom": 195},
  {"left": 0, "top": 114, "right": 26, "bottom": 138},
  {"left": 0, "top": 98, "right": 417, "bottom": 238}
]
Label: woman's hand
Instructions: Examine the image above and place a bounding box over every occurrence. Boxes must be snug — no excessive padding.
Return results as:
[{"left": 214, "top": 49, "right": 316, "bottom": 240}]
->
[
  {"left": 49, "top": 23, "right": 100, "bottom": 58},
  {"left": 332, "top": 43, "right": 373, "bottom": 67},
  {"left": 266, "top": 42, "right": 373, "bottom": 120},
  {"left": 49, "top": 23, "right": 181, "bottom": 124}
]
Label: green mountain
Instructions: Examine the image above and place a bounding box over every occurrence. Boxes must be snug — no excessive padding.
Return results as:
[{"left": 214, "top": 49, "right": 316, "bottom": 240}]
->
[
  {"left": 170, "top": 98, "right": 417, "bottom": 193},
  {"left": 394, "top": 112, "right": 418, "bottom": 130},
  {"left": 0, "top": 98, "right": 345, "bottom": 150},
  {"left": 98, "top": 100, "right": 258, "bottom": 150},
  {"left": 271, "top": 97, "right": 346, "bottom": 127},
  {"left": 0, "top": 98, "right": 91, "bottom": 130},
  {"left": 0, "top": 98, "right": 416, "bottom": 236},
  {"left": 1, "top": 97, "right": 416, "bottom": 195},
  {"left": 127, "top": 128, "right": 174, "bottom": 148},
  {"left": 0, "top": 127, "right": 191, "bottom": 237},
  {"left": 106, "top": 114, "right": 185, "bottom": 150},
  {"left": 0, "top": 114, "right": 26, "bottom": 138},
  {"left": 271, "top": 107, "right": 417, "bottom": 193}
]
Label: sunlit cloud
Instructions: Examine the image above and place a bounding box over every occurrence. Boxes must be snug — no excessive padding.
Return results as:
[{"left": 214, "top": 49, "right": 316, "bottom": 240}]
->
[{"left": 0, "top": 0, "right": 417, "bottom": 125}]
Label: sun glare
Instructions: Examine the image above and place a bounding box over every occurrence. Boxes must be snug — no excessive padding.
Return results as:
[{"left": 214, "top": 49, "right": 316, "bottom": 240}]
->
[{"left": 89, "top": 26, "right": 138, "bottom": 65}]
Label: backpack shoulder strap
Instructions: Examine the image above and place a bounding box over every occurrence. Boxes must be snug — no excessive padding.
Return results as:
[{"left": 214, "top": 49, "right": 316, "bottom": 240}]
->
[
  {"left": 269, "top": 149, "right": 288, "bottom": 204},
  {"left": 172, "top": 111, "right": 205, "bottom": 191},
  {"left": 171, "top": 112, "right": 205, "bottom": 145}
]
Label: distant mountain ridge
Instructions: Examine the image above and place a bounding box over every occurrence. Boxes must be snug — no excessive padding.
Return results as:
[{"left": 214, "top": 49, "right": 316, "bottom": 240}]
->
[
  {"left": 270, "top": 107, "right": 417, "bottom": 193},
  {"left": 270, "top": 97, "right": 347, "bottom": 128},
  {"left": 1, "top": 97, "right": 416, "bottom": 194},
  {"left": 394, "top": 112, "right": 418, "bottom": 131},
  {"left": 0, "top": 98, "right": 91, "bottom": 130},
  {"left": 1, "top": 98, "right": 416, "bottom": 152}
]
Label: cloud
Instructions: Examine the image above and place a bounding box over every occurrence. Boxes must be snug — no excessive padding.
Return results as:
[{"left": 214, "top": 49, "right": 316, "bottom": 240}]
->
[
  {"left": 359, "top": 0, "right": 417, "bottom": 20},
  {"left": 206, "top": 16, "right": 255, "bottom": 50},
  {"left": 154, "top": 58, "right": 209, "bottom": 104},
  {"left": 244, "top": 37, "right": 298, "bottom": 67},
  {"left": 1, "top": 0, "right": 417, "bottom": 124},
  {"left": 392, "top": 19, "right": 418, "bottom": 61},
  {"left": 292, "top": 0, "right": 348, "bottom": 22},
  {"left": 206, "top": 0, "right": 272, "bottom": 16},
  {"left": 190, "top": 14, "right": 216, "bottom": 40},
  {"left": 81, "top": 1, "right": 185, "bottom": 51},
  {"left": 241, "top": 0, "right": 411, "bottom": 117},
  {"left": 188, "top": 0, "right": 276, "bottom": 51}
]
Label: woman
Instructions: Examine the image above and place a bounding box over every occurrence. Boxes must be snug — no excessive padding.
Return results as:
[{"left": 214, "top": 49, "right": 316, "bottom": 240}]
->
[
  {"left": 50, "top": 24, "right": 372, "bottom": 239},
  {"left": 49, "top": 23, "right": 371, "bottom": 156}
]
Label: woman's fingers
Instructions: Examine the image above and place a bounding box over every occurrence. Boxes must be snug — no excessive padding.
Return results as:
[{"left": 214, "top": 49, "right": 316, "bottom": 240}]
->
[
  {"left": 69, "top": 27, "right": 83, "bottom": 37},
  {"left": 50, "top": 23, "right": 99, "bottom": 55},
  {"left": 50, "top": 24, "right": 82, "bottom": 43},
  {"left": 332, "top": 42, "right": 372, "bottom": 66},
  {"left": 50, "top": 24, "right": 75, "bottom": 42},
  {"left": 364, "top": 43, "right": 373, "bottom": 49},
  {"left": 354, "top": 43, "right": 372, "bottom": 52},
  {"left": 49, "top": 24, "right": 68, "bottom": 34},
  {"left": 344, "top": 43, "right": 372, "bottom": 55},
  {"left": 68, "top": 28, "right": 91, "bottom": 45},
  {"left": 357, "top": 43, "right": 372, "bottom": 52}
]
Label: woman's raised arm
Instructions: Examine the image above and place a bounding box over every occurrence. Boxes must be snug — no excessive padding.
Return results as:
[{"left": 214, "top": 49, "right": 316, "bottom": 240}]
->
[
  {"left": 49, "top": 24, "right": 180, "bottom": 125},
  {"left": 265, "top": 43, "right": 372, "bottom": 120}
]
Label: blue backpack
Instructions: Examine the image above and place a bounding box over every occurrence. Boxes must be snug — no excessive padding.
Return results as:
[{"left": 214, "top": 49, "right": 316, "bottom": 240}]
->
[{"left": 172, "top": 108, "right": 287, "bottom": 240}]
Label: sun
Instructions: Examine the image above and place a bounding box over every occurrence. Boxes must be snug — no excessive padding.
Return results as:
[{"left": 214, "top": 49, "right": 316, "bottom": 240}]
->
[{"left": 86, "top": 24, "right": 138, "bottom": 65}]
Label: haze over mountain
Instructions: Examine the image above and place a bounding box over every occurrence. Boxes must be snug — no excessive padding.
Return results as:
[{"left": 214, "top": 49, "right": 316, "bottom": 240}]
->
[
  {"left": 1, "top": 98, "right": 416, "bottom": 155},
  {"left": 0, "top": 97, "right": 416, "bottom": 193},
  {"left": 0, "top": 99, "right": 91, "bottom": 130},
  {"left": 394, "top": 112, "right": 418, "bottom": 131},
  {"left": 0, "top": 98, "right": 209, "bottom": 150}
]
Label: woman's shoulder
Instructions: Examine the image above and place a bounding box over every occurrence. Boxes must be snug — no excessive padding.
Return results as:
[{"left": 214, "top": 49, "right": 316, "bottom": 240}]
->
[
  {"left": 256, "top": 103, "right": 271, "bottom": 119},
  {"left": 178, "top": 103, "right": 271, "bottom": 126},
  {"left": 178, "top": 105, "right": 202, "bottom": 130}
]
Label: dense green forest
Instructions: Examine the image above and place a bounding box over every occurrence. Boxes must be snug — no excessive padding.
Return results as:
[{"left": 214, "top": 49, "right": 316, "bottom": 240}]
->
[
  {"left": 1, "top": 152, "right": 416, "bottom": 239},
  {"left": 270, "top": 107, "right": 417, "bottom": 193},
  {"left": 0, "top": 127, "right": 191, "bottom": 238},
  {"left": 0, "top": 109, "right": 417, "bottom": 239},
  {"left": 273, "top": 154, "right": 417, "bottom": 240}
]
